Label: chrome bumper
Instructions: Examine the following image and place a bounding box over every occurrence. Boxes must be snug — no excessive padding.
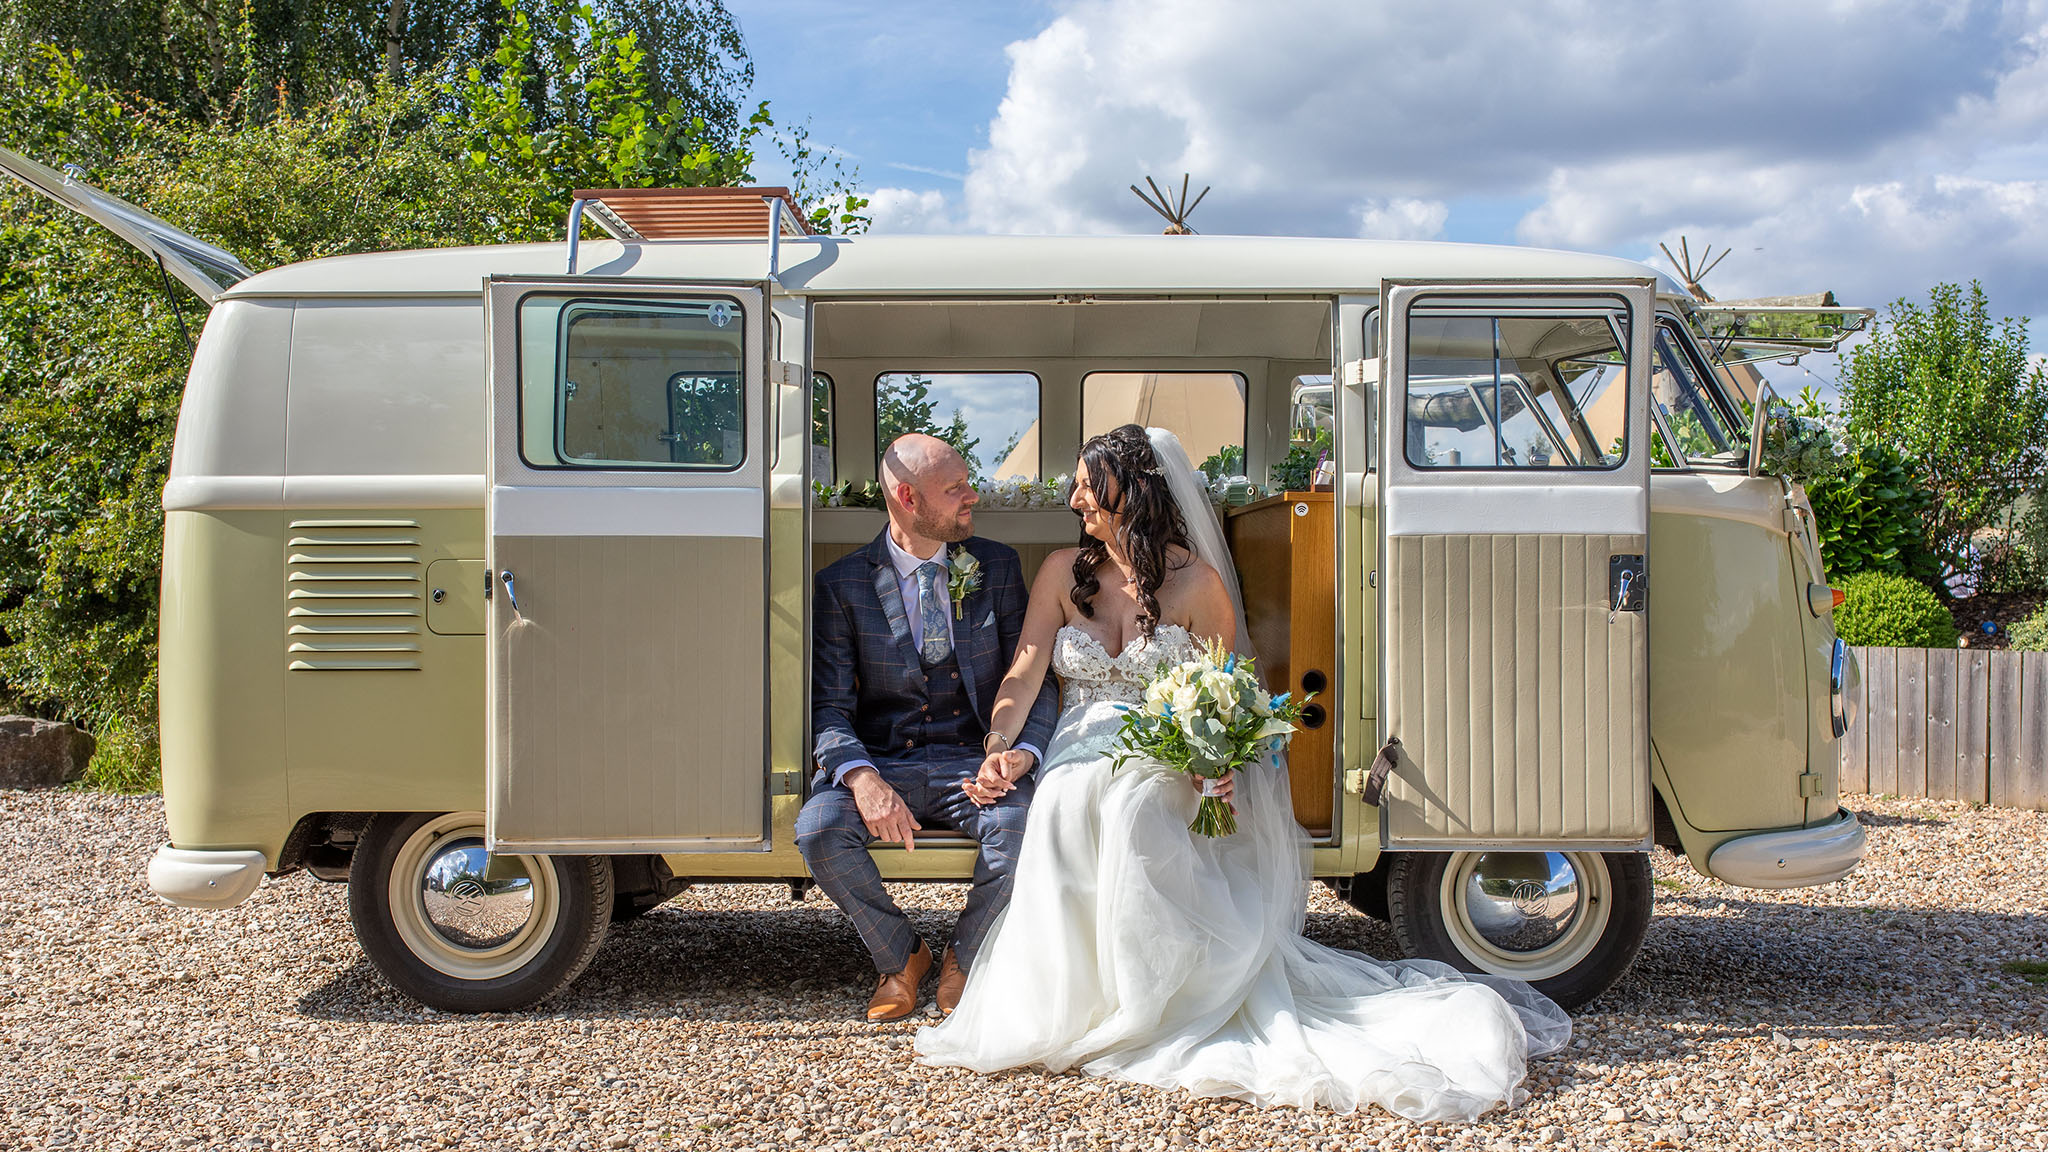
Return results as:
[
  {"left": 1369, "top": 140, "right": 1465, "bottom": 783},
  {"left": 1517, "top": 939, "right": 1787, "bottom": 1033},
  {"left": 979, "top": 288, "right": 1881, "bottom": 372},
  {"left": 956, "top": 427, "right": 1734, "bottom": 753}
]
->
[
  {"left": 1706, "top": 808, "right": 1866, "bottom": 889},
  {"left": 147, "top": 844, "right": 267, "bottom": 909}
]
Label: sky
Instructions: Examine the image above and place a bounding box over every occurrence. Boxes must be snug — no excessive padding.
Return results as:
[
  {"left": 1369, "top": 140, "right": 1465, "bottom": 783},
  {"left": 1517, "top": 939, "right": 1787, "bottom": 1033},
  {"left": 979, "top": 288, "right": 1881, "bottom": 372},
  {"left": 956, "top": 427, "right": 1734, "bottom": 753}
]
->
[{"left": 730, "top": 0, "right": 2048, "bottom": 395}]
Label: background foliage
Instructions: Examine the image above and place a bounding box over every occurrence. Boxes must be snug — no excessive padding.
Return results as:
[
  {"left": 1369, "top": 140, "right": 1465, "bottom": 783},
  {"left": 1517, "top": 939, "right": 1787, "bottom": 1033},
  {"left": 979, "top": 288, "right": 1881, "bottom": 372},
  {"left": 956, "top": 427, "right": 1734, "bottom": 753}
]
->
[
  {"left": 0, "top": 1, "right": 861, "bottom": 789},
  {"left": 1839, "top": 282, "right": 2048, "bottom": 580},
  {"left": 1832, "top": 571, "right": 1960, "bottom": 649}
]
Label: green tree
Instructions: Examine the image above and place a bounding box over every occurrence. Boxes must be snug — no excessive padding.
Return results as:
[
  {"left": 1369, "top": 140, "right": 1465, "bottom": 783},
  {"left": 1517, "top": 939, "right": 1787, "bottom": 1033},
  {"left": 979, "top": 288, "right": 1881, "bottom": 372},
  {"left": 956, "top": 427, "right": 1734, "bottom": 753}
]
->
[
  {"left": 877, "top": 374, "right": 981, "bottom": 477},
  {"left": 0, "top": 8, "right": 863, "bottom": 788},
  {"left": 1840, "top": 282, "right": 2048, "bottom": 574}
]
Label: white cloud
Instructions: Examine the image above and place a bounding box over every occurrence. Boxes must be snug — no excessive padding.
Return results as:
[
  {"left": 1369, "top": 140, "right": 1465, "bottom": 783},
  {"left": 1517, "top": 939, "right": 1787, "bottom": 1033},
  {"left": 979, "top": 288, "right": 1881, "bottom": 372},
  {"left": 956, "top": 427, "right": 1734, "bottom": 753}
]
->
[
  {"left": 885, "top": 0, "right": 2048, "bottom": 322},
  {"left": 1356, "top": 199, "right": 1448, "bottom": 242},
  {"left": 865, "top": 187, "right": 961, "bottom": 234}
]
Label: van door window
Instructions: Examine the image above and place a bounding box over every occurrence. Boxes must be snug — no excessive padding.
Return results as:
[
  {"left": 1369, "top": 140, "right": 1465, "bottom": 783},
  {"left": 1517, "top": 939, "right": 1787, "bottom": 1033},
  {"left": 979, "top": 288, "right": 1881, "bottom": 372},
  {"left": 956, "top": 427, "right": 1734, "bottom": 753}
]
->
[
  {"left": 1081, "top": 371, "right": 1247, "bottom": 476},
  {"left": 530, "top": 297, "right": 748, "bottom": 470},
  {"left": 1403, "top": 313, "right": 1630, "bottom": 470},
  {"left": 875, "top": 371, "right": 1041, "bottom": 480},
  {"left": 1650, "top": 322, "right": 1744, "bottom": 465}
]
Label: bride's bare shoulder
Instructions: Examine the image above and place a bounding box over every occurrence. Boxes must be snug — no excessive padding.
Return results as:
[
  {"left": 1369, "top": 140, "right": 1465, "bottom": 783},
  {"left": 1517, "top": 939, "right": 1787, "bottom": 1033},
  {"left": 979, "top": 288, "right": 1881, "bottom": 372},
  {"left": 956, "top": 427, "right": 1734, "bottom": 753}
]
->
[{"left": 1032, "top": 548, "right": 1083, "bottom": 592}]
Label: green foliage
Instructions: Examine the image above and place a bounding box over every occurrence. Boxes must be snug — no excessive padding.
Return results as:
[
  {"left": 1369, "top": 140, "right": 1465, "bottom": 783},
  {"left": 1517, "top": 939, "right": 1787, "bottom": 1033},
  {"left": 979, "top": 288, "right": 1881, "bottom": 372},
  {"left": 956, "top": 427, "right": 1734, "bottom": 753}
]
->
[
  {"left": 0, "top": 3, "right": 864, "bottom": 789},
  {"left": 1197, "top": 444, "right": 1245, "bottom": 478},
  {"left": 1269, "top": 429, "right": 1331, "bottom": 492},
  {"left": 1806, "top": 443, "right": 1943, "bottom": 585},
  {"left": 1832, "top": 571, "right": 1958, "bottom": 648},
  {"left": 876, "top": 374, "right": 981, "bottom": 477},
  {"left": 446, "top": 0, "right": 865, "bottom": 238},
  {"left": 1841, "top": 282, "right": 2048, "bottom": 575},
  {"left": 2008, "top": 603, "right": 2048, "bottom": 652}
]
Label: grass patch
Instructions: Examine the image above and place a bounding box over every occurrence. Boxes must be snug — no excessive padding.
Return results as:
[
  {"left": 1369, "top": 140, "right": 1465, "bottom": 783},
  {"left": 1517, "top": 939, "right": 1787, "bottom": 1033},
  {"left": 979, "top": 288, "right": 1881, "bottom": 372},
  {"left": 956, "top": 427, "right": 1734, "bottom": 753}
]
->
[
  {"left": 77, "top": 716, "right": 161, "bottom": 794},
  {"left": 2001, "top": 960, "right": 2048, "bottom": 985},
  {"left": 1653, "top": 876, "right": 1684, "bottom": 892}
]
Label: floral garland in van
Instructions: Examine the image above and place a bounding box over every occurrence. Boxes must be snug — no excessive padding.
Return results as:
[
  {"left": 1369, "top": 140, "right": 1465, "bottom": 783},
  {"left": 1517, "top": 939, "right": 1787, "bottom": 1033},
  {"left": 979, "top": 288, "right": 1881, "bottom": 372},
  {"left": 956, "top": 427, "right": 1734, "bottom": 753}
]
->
[
  {"left": 810, "top": 476, "right": 1074, "bottom": 510},
  {"left": 1756, "top": 399, "right": 1854, "bottom": 483}
]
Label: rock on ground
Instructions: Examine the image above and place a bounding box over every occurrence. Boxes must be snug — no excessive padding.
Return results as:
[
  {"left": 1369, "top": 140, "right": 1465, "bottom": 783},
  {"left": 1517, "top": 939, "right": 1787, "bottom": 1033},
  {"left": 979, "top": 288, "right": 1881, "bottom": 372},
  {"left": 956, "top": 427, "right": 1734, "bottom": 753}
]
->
[
  {"left": 2, "top": 791, "right": 2046, "bottom": 1151},
  {"left": 0, "top": 717, "right": 94, "bottom": 790}
]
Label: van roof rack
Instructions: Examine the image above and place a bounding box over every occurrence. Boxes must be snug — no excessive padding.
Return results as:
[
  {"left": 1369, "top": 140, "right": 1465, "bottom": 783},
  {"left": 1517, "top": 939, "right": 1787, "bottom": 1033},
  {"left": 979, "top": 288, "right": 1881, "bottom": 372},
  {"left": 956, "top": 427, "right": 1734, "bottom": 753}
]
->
[{"left": 565, "top": 186, "right": 815, "bottom": 276}]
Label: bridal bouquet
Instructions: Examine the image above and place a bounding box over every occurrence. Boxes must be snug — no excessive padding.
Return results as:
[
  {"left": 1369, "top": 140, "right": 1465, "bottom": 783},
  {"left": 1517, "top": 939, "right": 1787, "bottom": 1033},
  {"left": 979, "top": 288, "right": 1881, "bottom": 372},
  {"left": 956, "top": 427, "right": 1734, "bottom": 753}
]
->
[{"left": 1112, "top": 637, "right": 1308, "bottom": 837}]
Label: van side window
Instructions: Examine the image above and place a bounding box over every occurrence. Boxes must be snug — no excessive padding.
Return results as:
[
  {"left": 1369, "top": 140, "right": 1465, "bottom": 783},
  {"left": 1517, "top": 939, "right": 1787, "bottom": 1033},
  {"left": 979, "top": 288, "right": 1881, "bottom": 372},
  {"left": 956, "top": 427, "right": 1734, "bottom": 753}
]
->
[
  {"left": 542, "top": 298, "right": 747, "bottom": 469},
  {"left": 875, "top": 371, "right": 1040, "bottom": 480},
  {"left": 1403, "top": 314, "right": 1629, "bottom": 470},
  {"left": 1081, "top": 371, "right": 1247, "bottom": 476}
]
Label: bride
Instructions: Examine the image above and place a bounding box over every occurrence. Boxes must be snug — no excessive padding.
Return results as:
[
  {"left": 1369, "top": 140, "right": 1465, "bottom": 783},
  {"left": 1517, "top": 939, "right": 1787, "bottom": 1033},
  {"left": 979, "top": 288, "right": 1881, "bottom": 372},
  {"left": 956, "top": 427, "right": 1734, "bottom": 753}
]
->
[{"left": 913, "top": 425, "right": 1572, "bottom": 1121}]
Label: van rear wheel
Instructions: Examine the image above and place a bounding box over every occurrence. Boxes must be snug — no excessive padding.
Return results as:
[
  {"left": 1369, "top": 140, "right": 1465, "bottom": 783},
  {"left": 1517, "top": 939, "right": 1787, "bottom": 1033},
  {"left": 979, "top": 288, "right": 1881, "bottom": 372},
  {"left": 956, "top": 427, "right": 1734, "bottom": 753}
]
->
[
  {"left": 1386, "top": 849, "right": 1650, "bottom": 1010},
  {"left": 348, "top": 812, "right": 611, "bottom": 1012}
]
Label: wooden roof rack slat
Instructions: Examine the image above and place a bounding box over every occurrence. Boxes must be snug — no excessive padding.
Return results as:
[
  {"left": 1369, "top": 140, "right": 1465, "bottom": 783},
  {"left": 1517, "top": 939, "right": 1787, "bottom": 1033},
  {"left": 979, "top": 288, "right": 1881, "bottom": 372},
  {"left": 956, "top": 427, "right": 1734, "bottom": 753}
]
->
[{"left": 569, "top": 186, "right": 814, "bottom": 241}]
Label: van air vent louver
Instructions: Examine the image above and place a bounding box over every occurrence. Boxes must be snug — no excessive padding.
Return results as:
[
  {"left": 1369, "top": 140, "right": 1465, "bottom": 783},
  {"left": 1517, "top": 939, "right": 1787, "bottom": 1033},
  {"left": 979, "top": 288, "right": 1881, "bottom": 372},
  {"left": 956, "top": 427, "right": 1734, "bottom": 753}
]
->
[{"left": 284, "top": 519, "right": 424, "bottom": 672}]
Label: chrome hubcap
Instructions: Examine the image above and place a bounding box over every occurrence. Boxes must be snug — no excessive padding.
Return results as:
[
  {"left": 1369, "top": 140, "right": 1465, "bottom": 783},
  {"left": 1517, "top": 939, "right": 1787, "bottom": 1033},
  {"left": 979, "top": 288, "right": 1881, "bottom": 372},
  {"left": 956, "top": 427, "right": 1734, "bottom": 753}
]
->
[
  {"left": 419, "top": 837, "right": 536, "bottom": 950},
  {"left": 1460, "top": 852, "right": 1581, "bottom": 953}
]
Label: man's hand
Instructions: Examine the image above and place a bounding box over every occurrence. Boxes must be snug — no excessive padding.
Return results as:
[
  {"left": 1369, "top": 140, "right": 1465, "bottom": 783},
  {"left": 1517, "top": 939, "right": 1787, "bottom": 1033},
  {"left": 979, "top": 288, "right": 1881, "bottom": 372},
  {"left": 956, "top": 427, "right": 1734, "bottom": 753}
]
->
[
  {"left": 961, "top": 749, "right": 1035, "bottom": 806},
  {"left": 845, "top": 766, "right": 922, "bottom": 849}
]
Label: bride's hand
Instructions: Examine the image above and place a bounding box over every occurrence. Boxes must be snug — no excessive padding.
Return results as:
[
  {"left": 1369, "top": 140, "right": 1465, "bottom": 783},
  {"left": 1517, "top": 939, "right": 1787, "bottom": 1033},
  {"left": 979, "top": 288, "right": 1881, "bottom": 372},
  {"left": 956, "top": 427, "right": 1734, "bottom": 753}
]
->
[
  {"left": 1194, "top": 771, "right": 1236, "bottom": 806},
  {"left": 962, "top": 750, "right": 1033, "bottom": 805}
]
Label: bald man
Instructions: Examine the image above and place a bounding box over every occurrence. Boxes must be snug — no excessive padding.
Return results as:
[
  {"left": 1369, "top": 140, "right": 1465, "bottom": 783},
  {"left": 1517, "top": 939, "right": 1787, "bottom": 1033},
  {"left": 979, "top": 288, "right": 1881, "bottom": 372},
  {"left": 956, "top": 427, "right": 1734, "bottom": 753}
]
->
[{"left": 800, "top": 434, "right": 1059, "bottom": 1022}]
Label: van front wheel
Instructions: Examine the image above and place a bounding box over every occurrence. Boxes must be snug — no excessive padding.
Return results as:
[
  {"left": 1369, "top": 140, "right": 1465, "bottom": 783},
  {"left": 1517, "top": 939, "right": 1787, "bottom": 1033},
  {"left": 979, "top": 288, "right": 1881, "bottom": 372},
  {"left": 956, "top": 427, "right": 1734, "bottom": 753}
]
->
[
  {"left": 348, "top": 812, "right": 611, "bottom": 1012},
  {"left": 1386, "top": 849, "right": 1650, "bottom": 1011}
]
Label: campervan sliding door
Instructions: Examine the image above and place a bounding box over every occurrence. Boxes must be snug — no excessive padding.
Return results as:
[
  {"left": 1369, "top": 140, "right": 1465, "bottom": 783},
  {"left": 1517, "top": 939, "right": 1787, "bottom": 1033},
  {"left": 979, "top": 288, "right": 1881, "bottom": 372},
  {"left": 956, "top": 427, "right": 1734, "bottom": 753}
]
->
[
  {"left": 1378, "top": 280, "right": 1655, "bottom": 849},
  {"left": 484, "top": 278, "right": 770, "bottom": 853}
]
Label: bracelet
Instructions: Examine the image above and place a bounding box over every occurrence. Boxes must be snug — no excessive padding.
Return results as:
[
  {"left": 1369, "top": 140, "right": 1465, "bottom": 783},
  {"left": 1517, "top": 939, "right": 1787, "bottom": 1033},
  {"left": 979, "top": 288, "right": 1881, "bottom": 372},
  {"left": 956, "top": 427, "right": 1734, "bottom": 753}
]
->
[{"left": 983, "top": 732, "right": 1011, "bottom": 755}]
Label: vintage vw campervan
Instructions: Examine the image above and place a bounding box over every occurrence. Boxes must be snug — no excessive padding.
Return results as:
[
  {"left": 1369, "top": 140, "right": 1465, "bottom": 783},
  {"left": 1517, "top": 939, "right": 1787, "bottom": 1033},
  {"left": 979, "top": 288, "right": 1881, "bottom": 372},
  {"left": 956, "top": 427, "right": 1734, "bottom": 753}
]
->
[{"left": 3, "top": 150, "right": 1868, "bottom": 1013}]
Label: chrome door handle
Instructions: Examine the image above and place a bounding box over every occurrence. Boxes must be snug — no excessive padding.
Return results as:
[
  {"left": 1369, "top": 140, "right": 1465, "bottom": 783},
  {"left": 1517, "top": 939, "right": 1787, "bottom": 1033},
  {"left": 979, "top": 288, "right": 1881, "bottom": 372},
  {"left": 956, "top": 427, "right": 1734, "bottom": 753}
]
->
[{"left": 500, "top": 570, "right": 520, "bottom": 615}]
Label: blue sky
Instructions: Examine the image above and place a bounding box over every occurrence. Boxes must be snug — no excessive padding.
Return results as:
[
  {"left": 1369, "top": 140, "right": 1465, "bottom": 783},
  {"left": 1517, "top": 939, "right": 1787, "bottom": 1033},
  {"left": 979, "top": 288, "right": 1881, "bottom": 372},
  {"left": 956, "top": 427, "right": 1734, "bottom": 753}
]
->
[{"left": 732, "top": 0, "right": 2048, "bottom": 391}]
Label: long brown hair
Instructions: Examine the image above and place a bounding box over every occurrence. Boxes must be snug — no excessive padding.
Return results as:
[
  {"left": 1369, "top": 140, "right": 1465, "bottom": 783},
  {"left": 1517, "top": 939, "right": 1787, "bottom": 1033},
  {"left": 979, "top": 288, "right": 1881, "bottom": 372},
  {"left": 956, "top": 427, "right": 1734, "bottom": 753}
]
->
[{"left": 1070, "top": 425, "right": 1191, "bottom": 636}]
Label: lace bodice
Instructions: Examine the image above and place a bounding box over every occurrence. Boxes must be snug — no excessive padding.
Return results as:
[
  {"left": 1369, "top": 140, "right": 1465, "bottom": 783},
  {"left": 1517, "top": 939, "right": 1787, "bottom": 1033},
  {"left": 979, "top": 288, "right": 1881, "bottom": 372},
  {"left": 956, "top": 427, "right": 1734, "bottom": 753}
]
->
[{"left": 1052, "top": 623, "right": 1202, "bottom": 713}]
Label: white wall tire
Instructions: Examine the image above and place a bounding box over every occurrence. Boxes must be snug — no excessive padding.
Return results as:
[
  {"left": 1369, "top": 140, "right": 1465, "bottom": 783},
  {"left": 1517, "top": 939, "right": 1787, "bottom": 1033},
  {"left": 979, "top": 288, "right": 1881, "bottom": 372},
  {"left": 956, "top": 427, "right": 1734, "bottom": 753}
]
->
[
  {"left": 349, "top": 812, "right": 611, "bottom": 1012},
  {"left": 1387, "top": 850, "right": 1651, "bottom": 1010}
]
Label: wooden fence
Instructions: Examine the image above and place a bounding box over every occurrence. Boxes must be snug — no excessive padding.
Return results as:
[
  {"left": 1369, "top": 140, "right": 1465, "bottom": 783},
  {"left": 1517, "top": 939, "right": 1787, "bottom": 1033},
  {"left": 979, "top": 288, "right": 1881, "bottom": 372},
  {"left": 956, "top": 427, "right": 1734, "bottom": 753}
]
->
[{"left": 1838, "top": 647, "right": 2048, "bottom": 809}]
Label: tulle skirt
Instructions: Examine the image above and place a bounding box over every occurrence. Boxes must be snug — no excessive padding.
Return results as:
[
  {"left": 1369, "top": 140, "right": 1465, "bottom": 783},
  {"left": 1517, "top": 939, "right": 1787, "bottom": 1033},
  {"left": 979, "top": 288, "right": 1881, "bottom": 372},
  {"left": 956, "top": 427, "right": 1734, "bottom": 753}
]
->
[{"left": 914, "top": 701, "right": 1571, "bottom": 1122}]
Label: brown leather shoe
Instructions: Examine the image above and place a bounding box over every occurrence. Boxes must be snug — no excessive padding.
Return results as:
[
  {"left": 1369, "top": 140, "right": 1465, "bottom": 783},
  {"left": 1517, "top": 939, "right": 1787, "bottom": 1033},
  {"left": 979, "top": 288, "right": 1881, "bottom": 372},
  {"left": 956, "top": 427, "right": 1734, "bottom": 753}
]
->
[
  {"left": 936, "top": 946, "right": 968, "bottom": 1016},
  {"left": 866, "top": 939, "right": 933, "bottom": 1023}
]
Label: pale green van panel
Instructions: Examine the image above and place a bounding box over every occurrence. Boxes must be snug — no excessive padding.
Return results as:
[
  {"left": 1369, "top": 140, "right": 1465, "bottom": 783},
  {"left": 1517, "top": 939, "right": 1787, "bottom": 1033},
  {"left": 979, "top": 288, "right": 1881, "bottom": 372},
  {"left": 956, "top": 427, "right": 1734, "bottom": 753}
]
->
[
  {"left": 159, "top": 510, "right": 288, "bottom": 856},
  {"left": 1646, "top": 490, "right": 1809, "bottom": 834},
  {"left": 284, "top": 509, "right": 487, "bottom": 822}
]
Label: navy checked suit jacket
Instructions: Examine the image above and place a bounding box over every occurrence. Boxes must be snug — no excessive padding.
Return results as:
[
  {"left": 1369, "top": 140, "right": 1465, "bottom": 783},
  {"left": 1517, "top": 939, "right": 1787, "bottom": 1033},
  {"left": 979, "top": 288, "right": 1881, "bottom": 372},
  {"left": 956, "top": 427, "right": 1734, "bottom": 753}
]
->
[{"left": 812, "top": 532, "right": 1059, "bottom": 777}]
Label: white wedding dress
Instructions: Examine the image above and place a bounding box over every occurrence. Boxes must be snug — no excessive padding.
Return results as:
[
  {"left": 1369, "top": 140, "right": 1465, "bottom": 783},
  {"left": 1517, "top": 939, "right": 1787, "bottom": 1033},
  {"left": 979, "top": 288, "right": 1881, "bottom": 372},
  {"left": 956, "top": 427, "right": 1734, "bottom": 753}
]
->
[{"left": 914, "top": 621, "right": 1573, "bottom": 1122}]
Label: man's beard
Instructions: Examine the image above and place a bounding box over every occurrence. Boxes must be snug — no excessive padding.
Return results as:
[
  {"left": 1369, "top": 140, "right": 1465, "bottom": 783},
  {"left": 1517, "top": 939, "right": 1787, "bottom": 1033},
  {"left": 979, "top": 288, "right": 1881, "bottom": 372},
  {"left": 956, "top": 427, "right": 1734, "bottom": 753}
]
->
[{"left": 914, "top": 506, "right": 973, "bottom": 543}]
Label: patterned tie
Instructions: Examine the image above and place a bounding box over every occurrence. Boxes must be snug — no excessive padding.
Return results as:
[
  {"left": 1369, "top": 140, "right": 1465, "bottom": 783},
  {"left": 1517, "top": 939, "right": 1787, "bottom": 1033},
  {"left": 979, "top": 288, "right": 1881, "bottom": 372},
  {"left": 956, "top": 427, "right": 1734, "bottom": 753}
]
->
[{"left": 915, "top": 561, "right": 951, "bottom": 664}]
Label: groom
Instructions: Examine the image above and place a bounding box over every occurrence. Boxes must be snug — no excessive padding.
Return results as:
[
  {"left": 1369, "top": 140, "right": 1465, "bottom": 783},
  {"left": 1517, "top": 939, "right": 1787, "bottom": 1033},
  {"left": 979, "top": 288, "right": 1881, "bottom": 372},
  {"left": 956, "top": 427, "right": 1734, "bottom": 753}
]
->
[{"left": 800, "top": 433, "right": 1059, "bottom": 1022}]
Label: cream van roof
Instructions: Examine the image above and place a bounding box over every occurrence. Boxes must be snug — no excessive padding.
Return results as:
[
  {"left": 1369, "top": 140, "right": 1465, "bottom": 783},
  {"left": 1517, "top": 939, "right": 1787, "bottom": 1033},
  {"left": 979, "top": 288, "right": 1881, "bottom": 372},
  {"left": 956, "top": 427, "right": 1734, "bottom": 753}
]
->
[{"left": 222, "top": 234, "right": 1681, "bottom": 300}]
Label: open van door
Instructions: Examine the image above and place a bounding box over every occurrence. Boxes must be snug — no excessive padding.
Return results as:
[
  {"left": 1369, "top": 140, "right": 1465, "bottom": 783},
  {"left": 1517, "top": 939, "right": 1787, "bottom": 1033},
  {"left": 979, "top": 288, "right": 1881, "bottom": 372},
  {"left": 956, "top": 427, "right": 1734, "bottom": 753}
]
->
[
  {"left": 1377, "top": 280, "right": 1655, "bottom": 849},
  {"left": 0, "top": 144, "right": 250, "bottom": 301},
  {"left": 484, "top": 278, "right": 771, "bottom": 852}
]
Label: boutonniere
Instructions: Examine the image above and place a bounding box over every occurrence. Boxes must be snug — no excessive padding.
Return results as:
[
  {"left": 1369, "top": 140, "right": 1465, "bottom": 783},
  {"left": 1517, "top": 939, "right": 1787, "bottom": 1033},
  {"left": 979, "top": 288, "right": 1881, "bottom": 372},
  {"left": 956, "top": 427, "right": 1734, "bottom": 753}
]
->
[{"left": 948, "top": 550, "right": 982, "bottom": 620}]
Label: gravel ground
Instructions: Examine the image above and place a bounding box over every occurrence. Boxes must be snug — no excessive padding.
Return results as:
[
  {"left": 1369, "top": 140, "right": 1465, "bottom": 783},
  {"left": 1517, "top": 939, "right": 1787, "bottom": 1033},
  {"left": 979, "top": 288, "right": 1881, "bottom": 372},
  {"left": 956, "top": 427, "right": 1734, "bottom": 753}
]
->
[{"left": 4, "top": 790, "right": 2047, "bottom": 1152}]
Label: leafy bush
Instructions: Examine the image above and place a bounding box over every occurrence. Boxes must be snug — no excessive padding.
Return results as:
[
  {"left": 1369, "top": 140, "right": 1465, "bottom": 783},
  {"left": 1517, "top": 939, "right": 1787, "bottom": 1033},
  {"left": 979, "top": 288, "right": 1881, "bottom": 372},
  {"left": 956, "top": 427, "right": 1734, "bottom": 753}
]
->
[
  {"left": 1806, "top": 443, "right": 1943, "bottom": 586},
  {"left": 1840, "top": 282, "right": 2048, "bottom": 575},
  {"left": 2009, "top": 604, "right": 2048, "bottom": 652},
  {"left": 0, "top": 4, "right": 865, "bottom": 791},
  {"left": 1832, "top": 571, "right": 1958, "bottom": 648}
]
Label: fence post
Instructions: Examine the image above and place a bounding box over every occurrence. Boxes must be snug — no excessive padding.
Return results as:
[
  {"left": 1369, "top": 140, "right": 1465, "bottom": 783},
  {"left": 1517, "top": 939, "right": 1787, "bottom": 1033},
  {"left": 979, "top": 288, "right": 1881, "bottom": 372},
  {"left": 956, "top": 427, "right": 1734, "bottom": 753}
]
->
[
  {"left": 1839, "top": 647, "right": 1869, "bottom": 794},
  {"left": 1991, "top": 651, "right": 2031, "bottom": 809},
  {"left": 1961, "top": 648, "right": 1992, "bottom": 804},
  {"left": 1926, "top": 648, "right": 1958, "bottom": 801}
]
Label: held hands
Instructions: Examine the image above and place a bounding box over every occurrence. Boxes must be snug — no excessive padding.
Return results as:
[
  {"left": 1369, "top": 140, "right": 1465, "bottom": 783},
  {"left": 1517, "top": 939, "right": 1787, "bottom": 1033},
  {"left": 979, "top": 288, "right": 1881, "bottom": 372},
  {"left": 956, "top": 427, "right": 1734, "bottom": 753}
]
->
[
  {"left": 961, "top": 749, "right": 1035, "bottom": 806},
  {"left": 845, "top": 766, "right": 923, "bottom": 850}
]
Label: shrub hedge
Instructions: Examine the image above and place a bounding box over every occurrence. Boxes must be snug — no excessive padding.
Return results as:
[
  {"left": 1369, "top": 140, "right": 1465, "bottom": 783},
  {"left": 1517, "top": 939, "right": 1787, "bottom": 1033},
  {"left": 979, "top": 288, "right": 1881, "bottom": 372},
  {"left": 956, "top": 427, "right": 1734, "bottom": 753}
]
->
[{"left": 1832, "top": 571, "right": 1958, "bottom": 648}]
